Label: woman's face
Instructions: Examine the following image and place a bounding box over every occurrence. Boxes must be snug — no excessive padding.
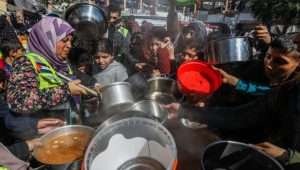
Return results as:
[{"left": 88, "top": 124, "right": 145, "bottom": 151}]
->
[
  {"left": 56, "top": 35, "right": 72, "bottom": 61},
  {"left": 264, "top": 47, "right": 300, "bottom": 84}
]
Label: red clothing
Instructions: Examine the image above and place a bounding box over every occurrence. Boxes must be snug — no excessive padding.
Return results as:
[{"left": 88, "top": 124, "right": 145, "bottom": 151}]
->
[{"left": 157, "top": 48, "right": 171, "bottom": 74}]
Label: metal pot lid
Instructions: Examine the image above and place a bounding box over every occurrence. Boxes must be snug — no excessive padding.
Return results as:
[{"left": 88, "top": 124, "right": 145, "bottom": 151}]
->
[{"left": 33, "top": 125, "right": 95, "bottom": 165}]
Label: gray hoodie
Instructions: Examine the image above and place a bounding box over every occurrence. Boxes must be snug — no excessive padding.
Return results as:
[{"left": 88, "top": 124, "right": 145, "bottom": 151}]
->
[{"left": 93, "top": 61, "right": 128, "bottom": 86}]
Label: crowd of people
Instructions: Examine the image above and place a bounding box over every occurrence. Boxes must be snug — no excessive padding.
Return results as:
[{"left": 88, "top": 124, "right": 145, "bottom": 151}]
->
[{"left": 0, "top": 0, "right": 300, "bottom": 169}]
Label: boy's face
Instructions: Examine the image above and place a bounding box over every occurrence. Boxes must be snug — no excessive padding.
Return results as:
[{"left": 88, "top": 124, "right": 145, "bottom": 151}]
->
[
  {"left": 15, "top": 48, "right": 25, "bottom": 59},
  {"left": 95, "top": 52, "right": 113, "bottom": 70},
  {"left": 264, "top": 47, "right": 300, "bottom": 84},
  {"left": 10, "top": 48, "right": 25, "bottom": 59},
  {"left": 182, "top": 47, "right": 199, "bottom": 62}
]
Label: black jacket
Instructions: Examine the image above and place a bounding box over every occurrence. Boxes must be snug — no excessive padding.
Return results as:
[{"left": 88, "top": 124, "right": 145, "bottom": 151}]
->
[{"left": 179, "top": 81, "right": 300, "bottom": 162}]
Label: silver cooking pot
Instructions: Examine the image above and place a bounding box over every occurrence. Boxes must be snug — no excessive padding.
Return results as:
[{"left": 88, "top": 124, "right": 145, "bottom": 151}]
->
[
  {"left": 84, "top": 117, "right": 177, "bottom": 170},
  {"left": 146, "top": 77, "right": 178, "bottom": 104},
  {"left": 64, "top": 3, "right": 107, "bottom": 37},
  {"left": 207, "top": 36, "right": 252, "bottom": 64},
  {"left": 202, "top": 140, "right": 284, "bottom": 170},
  {"left": 129, "top": 100, "right": 168, "bottom": 123},
  {"left": 101, "top": 82, "right": 135, "bottom": 115}
]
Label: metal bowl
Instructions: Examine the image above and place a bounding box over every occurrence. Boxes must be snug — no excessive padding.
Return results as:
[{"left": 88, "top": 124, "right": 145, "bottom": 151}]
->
[
  {"left": 129, "top": 100, "right": 168, "bottom": 123},
  {"left": 33, "top": 125, "right": 95, "bottom": 165},
  {"left": 146, "top": 77, "right": 178, "bottom": 104},
  {"left": 64, "top": 3, "right": 107, "bottom": 37}
]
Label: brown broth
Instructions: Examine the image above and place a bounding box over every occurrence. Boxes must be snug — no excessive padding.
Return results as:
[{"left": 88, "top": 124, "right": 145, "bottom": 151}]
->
[{"left": 35, "top": 132, "right": 91, "bottom": 164}]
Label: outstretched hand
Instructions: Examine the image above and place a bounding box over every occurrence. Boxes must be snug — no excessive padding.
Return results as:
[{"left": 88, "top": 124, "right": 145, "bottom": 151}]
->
[
  {"left": 254, "top": 142, "right": 286, "bottom": 158},
  {"left": 212, "top": 66, "right": 239, "bottom": 86},
  {"left": 37, "top": 118, "right": 64, "bottom": 135},
  {"left": 161, "top": 102, "right": 181, "bottom": 119}
]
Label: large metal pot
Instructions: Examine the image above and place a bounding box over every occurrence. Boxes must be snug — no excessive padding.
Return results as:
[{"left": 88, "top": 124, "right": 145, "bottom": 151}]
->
[
  {"left": 207, "top": 36, "right": 252, "bottom": 64},
  {"left": 84, "top": 117, "right": 177, "bottom": 170},
  {"left": 101, "top": 82, "right": 135, "bottom": 115},
  {"left": 64, "top": 3, "right": 107, "bottom": 38},
  {"left": 129, "top": 100, "right": 168, "bottom": 123},
  {"left": 33, "top": 125, "right": 95, "bottom": 165},
  {"left": 202, "top": 140, "right": 284, "bottom": 170},
  {"left": 146, "top": 77, "right": 178, "bottom": 104}
]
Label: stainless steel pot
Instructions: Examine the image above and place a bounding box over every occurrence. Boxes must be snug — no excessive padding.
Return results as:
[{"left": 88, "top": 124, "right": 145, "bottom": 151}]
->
[
  {"left": 101, "top": 82, "right": 135, "bottom": 115},
  {"left": 129, "top": 100, "right": 168, "bottom": 123},
  {"left": 33, "top": 125, "right": 95, "bottom": 165},
  {"left": 146, "top": 77, "right": 178, "bottom": 104},
  {"left": 207, "top": 36, "right": 252, "bottom": 64},
  {"left": 84, "top": 117, "right": 177, "bottom": 170},
  {"left": 64, "top": 3, "right": 107, "bottom": 37},
  {"left": 202, "top": 140, "right": 284, "bottom": 170}
]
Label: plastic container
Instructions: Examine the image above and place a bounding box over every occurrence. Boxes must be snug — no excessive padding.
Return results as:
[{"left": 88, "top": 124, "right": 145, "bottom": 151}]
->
[{"left": 177, "top": 61, "right": 222, "bottom": 95}]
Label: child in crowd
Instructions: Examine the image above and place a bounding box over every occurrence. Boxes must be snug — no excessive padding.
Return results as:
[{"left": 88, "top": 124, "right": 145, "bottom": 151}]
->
[
  {"left": 0, "top": 40, "right": 25, "bottom": 76},
  {"left": 93, "top": 38, "right": 128, "bottom": 86}
]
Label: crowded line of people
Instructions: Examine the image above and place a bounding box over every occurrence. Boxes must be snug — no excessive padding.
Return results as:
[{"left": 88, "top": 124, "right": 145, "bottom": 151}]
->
[{"left": 0, "top": 1, "right": 299, "bottom": 170}]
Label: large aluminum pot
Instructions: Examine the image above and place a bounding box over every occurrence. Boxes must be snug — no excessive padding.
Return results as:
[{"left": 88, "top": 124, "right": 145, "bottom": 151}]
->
[
  {"left": 33, "top": 125, "right": 95, "bottom": 165},
  {"left": 64, "top": 3, "right": 107, "bottom": 37},
  {"left": 207, "top": 36, "right": 252, "bottom": 64},
  {"left": 101, "top": 82, "right": 135, "bottom": 115},
  {"left": 146, "top": 77, "right": 178, "bottom": 104},
  {"left": 202, "top": 140, "right": 284, "bottom": 170},
  {"left": 84, "top": 117, "right": 177, "bottom": 170},
  {"left": 129, "top": 100, "right": 168, "bottom": 123}
]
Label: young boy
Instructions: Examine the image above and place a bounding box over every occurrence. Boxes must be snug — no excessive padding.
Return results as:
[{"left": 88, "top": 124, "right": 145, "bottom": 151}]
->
[
  {"left": 93, "top": 39, "right": 128, "bottom": 86},
  {"left": 0, "top": 40, "right": 25, "bottom": 77}
]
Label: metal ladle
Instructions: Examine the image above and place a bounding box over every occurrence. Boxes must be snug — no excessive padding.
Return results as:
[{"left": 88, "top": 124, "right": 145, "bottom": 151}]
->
[{"left": 57, "top": 72, "right": 99, "bottom": 97}]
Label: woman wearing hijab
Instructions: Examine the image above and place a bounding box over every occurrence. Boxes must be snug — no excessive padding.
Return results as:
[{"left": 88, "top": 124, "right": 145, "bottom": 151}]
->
[{"left": 6, "top": 17, "right": 87, "bottom": 140}]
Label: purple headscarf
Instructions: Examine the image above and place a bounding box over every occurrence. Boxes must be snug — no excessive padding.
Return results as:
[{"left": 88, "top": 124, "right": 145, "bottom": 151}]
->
[{"left": 28, "top": 17, "right": 74, "bottom": 72}]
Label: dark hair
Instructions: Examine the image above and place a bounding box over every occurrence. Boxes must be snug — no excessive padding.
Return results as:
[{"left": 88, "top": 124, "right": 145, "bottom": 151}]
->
[
  {"left": 183, "top": 40, "right": 199, "bottom": 51},
  {"left": 270, "top": 36, "right": 298, "bottom": 54},
  {"left": 182, "top": 25, "right": 196, "bottom": 35},
  {"left": 150, "top": 27, "right": 169, "bottom": 41},
  {"left": 130, "top": 32, "right": 144, "bottom": 45},
  {"left": 108, "top": 4, "right": 121, "bottom": 16},
  {"left": 96, "top": 38, "right": 113, "bottom": 55},
  {"left": 0, "top": 40, "right": 23, "bottom": 58}
]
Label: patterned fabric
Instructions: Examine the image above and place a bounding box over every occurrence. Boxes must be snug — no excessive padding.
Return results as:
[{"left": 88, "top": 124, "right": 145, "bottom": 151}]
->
[
  {"left": 6, "top": 56, "right": 70, "bottom": 114},
  {"left": 28, "top": 17, "right": 74, "bottom": 73}
]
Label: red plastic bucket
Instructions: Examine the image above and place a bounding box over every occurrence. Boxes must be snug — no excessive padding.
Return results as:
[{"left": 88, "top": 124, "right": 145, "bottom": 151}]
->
[{"left": 177, "top": 61, "right": 222, "bottom": 95}]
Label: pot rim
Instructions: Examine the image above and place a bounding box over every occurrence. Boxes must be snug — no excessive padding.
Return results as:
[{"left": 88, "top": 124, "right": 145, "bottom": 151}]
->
[
  {"left": 147, "top": 77, "right": 175, "bottom": 82},
  {"left": 208, "top": 36, "right": 250, "bottom": 43},
  {"left": 102, "top": 82, "right": 131, "bottom": 90}
]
